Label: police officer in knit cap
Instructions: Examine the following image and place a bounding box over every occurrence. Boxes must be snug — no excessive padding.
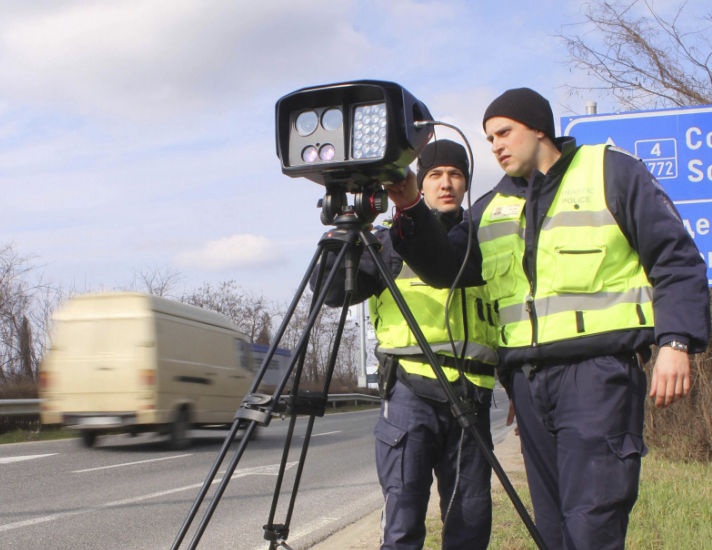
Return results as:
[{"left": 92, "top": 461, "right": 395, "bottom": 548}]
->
[
  {"left": 384, "top": 88, "right": 709, "bottom": 550},
  {"left": 311, "top": 139, "right": 500, "bottom": 550}
]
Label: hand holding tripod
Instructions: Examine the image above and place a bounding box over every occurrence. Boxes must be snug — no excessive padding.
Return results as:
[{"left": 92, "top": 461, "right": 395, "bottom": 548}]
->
[{"left": 170, "top": 187, "right": 549, "bottom": 550}]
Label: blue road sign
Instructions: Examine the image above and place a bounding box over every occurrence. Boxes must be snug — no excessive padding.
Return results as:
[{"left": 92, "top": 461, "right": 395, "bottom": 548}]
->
[{"left": 562, "top": 105, "right": 712, "bottom": 284}]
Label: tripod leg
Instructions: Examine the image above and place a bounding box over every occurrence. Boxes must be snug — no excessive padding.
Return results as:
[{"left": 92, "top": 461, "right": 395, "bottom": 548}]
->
[
  {"left": 361, "top": 231, "right": 550, "bottom": 550},
  {"left": 169, "top": 246, "right": 327, "bottom": 550},
  {"left": 183, "top": 240, "right": 353, "bottom": 550},
  {"left": 264, "top": 254, "right": 330, "bottom": 537},
  {"left": 281, "top": 290, "right": 353, "bottom": 536}
]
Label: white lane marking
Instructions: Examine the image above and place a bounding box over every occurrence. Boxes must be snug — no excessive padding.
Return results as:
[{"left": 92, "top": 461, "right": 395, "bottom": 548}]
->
[
  {"left": 218, "top": 461, "right": 298, "bottom": 477},
  {"left": 0, "top": 453, "right": 57, "bottom": 465},
  {"left": 304, "top": 430, "right": 343, "bottom": 438},
  {"left": 72, "top": 454, "right": 192, "bottom": 473},
  {"left": 0, "top": 461, "right": 298, "bottom": 533}
]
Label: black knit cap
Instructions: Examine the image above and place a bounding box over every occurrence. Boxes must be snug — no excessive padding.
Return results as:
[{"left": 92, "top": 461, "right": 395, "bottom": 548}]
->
[
  {"left": 482, "top": 88, "right": 556, "bottom": 142},
  {"left": 416, "top": 139, "right": 470, "bottom": 190}
]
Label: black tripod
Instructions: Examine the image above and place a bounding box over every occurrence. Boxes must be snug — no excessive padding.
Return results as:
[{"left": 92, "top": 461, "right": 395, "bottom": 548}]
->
[{"left": 170, "top": 188, "right": 549, "bottom": 550}]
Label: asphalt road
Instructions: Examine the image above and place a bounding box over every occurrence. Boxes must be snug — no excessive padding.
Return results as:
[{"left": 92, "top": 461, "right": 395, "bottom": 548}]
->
[{"left": 0, "top": 388, "right": 510, "bottom": 550}]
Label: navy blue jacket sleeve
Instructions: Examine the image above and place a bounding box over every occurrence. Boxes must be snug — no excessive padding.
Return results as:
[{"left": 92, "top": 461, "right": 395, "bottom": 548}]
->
[
  {"left": 605, "top": 148, "right": 711, "bottom": 353},
  {"left": 390, "top": 200, "right": 485, "bottom": 289}
]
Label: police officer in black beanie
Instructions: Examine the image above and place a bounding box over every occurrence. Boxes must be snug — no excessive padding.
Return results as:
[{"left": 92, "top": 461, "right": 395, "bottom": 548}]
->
[
  {"left": 311, "top": 139, "right": 500, "bottom": 550},
  {"left": 384, "top": 87, "right": 709, "bottom": 550}
]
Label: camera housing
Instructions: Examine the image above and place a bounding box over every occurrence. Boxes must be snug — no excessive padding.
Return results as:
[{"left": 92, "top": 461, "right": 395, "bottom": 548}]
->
[{"left": 276, "top": 80, "right": 433, "bottom": 191}]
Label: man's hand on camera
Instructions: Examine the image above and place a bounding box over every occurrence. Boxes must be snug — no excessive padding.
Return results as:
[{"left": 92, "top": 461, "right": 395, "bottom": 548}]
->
[
  {"left": 383, "top": 168, "right": 420, "bottom": 209},
  {"left": 650, "top": 346, "right": 691, "bottom": 408}
]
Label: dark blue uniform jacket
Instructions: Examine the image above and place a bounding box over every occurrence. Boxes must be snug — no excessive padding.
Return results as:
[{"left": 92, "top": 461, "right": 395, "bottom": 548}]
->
[{"left": 391, "top": 137, "right": 710, "bottom": 368}]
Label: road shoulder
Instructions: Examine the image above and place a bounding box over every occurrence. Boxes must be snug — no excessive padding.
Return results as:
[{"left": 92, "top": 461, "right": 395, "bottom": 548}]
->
[{"left": 309, "top": 426, "right": 523, "bottom": 550}]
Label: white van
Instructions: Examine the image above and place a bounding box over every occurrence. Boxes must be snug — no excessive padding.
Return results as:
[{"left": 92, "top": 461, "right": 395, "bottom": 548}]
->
[{"left": 39, "top": 292, "right": 256, "bottom": 448}]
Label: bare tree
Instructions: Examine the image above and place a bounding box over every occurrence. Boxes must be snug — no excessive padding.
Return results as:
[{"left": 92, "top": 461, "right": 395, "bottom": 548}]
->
[
  {"left": 559, "top": 1, "right": 712, "bottom": 110},
  {"left": 0, "top": 244, "right": 72, "bottom": 384},
  {"left": 255, "top": 312, "right": 272, "bottom": 345},
  {"left": 280, "top": 291, "right": 359, "bottom": 388},
  {"left": 126, "top": 266, "right": 183, "bottom": 298},
  {"left": 182, "top": 281, "right": 280, "bottom": 344}
]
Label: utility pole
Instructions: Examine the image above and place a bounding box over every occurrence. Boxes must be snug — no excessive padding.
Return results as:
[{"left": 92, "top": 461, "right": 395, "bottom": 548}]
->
[{"left": 357, "top": 302, "right": 368, "bottom": 387}]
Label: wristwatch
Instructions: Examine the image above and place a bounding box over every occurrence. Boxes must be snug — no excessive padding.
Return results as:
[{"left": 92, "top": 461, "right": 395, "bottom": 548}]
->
[{"left": 661, "top": 340, "right": 689, "bottom": 353}]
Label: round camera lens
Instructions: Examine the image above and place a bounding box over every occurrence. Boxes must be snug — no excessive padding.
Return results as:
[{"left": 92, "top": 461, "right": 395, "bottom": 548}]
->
[
  {"left": 295, "top": 111, "right": 318, "bottom": 136},
  {"left": 302, "top": 146, "right": 318, "bottom": 163},
  {"left": 319, "top": 144, "right": 336, "bottom": 161},
  {"left": 321, "top": 109, "right": 343, "bottom": 132}
]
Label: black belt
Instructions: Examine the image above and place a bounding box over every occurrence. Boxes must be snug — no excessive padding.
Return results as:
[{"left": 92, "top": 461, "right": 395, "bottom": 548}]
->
[{"left": 401, "top": 354, "right": 495, "bottom": 377}]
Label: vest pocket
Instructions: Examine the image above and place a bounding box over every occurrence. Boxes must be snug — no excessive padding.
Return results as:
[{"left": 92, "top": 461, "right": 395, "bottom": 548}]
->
[
  {"left": 552, "top": 245, "right": 606, "bottom": 293},
  {"left": 482, "top": 250, "right": 516, "bottom": 300}
]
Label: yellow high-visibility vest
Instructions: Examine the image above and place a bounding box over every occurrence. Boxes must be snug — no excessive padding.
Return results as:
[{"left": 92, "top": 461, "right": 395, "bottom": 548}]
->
[
  {"left": 369, "top": 261, "right": 499, "bottom": 389},
  {"left": 478, "top": 144, "right": 654, "bottom": 348}
]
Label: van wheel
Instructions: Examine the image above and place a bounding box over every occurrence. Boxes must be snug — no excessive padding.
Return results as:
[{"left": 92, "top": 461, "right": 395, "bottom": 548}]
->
[
  {"left": 169, "top": 408, "right": 191, "bottom": 450},
  {"left": 81, "top": 431, "right": 97, "bottom": 448}
]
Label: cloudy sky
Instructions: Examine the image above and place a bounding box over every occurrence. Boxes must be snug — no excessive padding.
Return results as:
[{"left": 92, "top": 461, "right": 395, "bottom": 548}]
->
[{"left": 0, "top": 0, "right": 703, "bottom": 301}]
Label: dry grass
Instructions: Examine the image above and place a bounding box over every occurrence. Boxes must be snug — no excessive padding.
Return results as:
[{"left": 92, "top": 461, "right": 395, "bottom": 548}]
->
[
  {"left": 643, "top": 297, "right": 712, "bottom": 462},
  {"left": 425, "top": 452, "right": 711, "bottom": 549}
]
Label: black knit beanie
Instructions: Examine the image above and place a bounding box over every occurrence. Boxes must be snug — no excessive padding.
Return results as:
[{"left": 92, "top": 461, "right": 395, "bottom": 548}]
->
[
  {"left": 482, "top": 88, "right": 556, "bottom": 143},
  {"left": 416, "top": 139, "right": 470, "bottom": 190}
]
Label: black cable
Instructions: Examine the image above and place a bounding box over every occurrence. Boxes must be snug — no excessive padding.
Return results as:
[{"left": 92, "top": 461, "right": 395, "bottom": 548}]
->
[{"left": 414, "top": 121, "right": 476, "bottom": 383}]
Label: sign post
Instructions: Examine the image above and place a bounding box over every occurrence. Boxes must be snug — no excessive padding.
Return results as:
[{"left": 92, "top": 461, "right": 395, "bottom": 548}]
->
[{"left": 562, "top": 106, "right": 712, "bottom": 285}]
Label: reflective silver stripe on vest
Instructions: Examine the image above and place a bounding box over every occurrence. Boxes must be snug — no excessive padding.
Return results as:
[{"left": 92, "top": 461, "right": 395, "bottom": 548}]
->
[
  {"left": 477, "top": 221, "right": 524, "bottom": 244},
  {"left": 377, "top": 341, "right": 499, "bottom": 365},
  {"left": 498, "top": 286, "right": 653, "bottom": 325},
  {"left": 541, "top": 209, "right": 617, "bottom": 231},
  {"left": 397, "top": 264, "right": 418, "bottom": 280}
]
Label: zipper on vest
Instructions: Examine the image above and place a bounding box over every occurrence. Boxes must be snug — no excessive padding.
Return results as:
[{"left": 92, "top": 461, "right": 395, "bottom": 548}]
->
[
  {"left": 525, "top": 290, "right": 536, "bottom": 347},
  {"left": 528, "top": 202, "right": 549, "bottom": 348}
]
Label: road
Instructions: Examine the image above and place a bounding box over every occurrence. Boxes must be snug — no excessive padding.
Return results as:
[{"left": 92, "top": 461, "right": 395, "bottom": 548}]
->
[{"left": 0, "top": 388, "right": 511, "bottom": 550}]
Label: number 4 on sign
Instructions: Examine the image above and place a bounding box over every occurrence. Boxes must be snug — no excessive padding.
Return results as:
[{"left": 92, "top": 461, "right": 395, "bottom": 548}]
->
[{"left": 650, "top": 142, "right": 661, "bottom": 156}]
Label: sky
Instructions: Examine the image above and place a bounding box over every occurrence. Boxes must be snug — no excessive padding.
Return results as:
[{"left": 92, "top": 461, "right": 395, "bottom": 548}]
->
[{"left": 0, "top": 0, "right": 706, "bottom": 302}]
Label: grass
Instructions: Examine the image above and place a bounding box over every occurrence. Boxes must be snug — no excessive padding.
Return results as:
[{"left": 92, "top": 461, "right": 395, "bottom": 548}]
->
[
  {"left": 0, "top": 425, "right": 75, "bottom": 445},
  {"left": 423, "top": 451, "right": 712, "bottom": 550}
]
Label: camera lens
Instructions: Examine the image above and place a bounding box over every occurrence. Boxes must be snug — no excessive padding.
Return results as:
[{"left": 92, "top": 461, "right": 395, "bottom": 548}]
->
[
  {"left": 302, "top": 146, "right": 318, "bottom": 163},
  {"left": 321, "top": 109, "right": 343, "bottom": 131},
  {"left": 295, "top": 111, "right": 318, "bottom": 136},
  {"left": 319, "top": 144, "right": 336, "bottom": 161}
]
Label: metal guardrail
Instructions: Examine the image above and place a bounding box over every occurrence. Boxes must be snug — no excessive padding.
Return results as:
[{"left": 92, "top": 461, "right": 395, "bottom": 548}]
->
[
  {"left": 326, "top": 393, "right": 380, "bottom": 408},
  {"left": 0, "top": 399, "right": 44, "bottom": 416},
  {"left": 0, "top": 394, "right": 379, "bottom": 417}
]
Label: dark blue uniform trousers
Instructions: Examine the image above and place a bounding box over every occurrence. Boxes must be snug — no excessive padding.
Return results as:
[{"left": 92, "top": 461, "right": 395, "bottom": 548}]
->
[
  {"left": 511, "top": 354, "right": 648, "bottom": 550},
  {"left": 374, "top": 380, "right": 492, "bottom": 550}
]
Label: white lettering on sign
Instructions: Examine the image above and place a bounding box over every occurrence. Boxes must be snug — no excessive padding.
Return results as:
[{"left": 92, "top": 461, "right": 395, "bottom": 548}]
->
[
  {"left": 647, "top": 161, "right": 676, "bottom": 177},
  {"left": 687, "top": 160, "right": 712, "bottom": 182},
  {"left": 687, "top": 127, "right": 702, "bottom": 149},
  {"left": 683, "top": 218, "right": 712, "bottom": 240},
  {"left": 689, "top": 160, "right": 704, "bottom": 182},
  {"left": 650, "top": 142, "right": 661, "bottom": 156},
  {"left": 684, "top": 219, "right": 695, "bottom": 238},
  {"left": 685, "top": 126, "right": 712, "bottom": 152}
]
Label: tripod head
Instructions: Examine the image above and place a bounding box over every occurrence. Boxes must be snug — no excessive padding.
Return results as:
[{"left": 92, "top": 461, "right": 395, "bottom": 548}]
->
[{"left": 318, "top": 179, "right": 389, "bottom": 227}]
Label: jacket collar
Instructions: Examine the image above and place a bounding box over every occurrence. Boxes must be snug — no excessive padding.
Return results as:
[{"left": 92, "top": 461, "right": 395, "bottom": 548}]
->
[{"left": 432, "top": 206, "right": 464, "bottom": 233}]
